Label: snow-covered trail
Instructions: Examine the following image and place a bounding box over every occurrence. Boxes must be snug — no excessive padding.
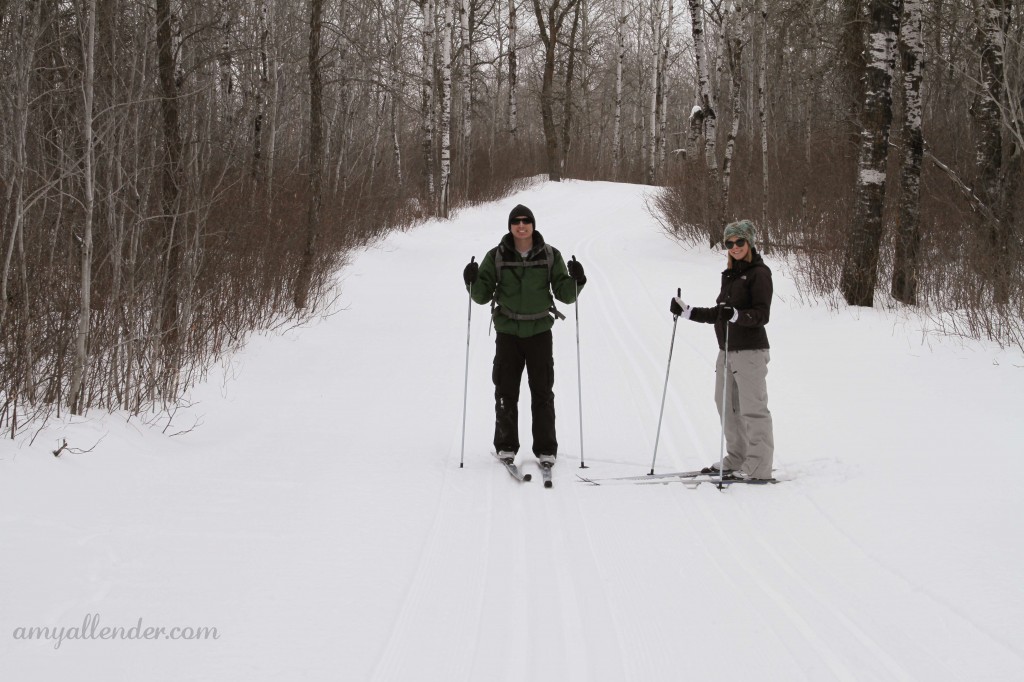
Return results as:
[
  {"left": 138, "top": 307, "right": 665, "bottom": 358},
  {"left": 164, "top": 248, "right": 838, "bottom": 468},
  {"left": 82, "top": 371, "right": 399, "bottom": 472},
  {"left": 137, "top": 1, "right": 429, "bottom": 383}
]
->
[{"left": 3, "top": 180, "right": 1024, "bottom": 681}]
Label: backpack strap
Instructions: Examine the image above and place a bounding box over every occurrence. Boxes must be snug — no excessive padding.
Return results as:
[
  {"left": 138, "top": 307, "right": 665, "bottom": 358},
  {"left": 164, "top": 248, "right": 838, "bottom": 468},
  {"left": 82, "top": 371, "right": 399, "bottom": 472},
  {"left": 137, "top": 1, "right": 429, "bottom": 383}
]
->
[{"left": 490, "top": 243, "right": 564, "bottom": 323}]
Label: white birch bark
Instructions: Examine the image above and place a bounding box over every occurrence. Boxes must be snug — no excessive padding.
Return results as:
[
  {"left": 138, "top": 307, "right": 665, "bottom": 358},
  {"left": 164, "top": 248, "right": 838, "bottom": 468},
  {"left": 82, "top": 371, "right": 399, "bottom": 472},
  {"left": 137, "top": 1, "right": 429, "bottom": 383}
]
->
[
  {"left": 658, "top": 0, "right": 674, "bottom": 168},
  {"left": 687, "top": 0, "right": 720, "bottom": 237},
  {"left": 439, "top": 0, "right": 453, "bottom": 216},
  {"left": 840, "top": 0, "right": 899, "bottom": 307},
  {"left": 720, "top": 1, "right": 745, "bottom": 223},
  {"left": 421, "top": 0, "right": 436, "bottom": 201},
  {"left": 646, "top": 0, "right": 663, "bottom": 185},
  {"left": 892, "top": 0, "right": 925, "bottom": 303},
  {"left": 460, "top": 0, "right": 472, "bottom": 192}
]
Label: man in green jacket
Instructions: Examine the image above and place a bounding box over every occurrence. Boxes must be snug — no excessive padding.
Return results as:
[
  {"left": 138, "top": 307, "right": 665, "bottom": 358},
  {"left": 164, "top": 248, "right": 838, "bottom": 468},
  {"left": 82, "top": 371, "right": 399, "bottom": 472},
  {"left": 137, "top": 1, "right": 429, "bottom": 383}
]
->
[{"left": 462, "top": 204, "right": 586, "bottom": 470}]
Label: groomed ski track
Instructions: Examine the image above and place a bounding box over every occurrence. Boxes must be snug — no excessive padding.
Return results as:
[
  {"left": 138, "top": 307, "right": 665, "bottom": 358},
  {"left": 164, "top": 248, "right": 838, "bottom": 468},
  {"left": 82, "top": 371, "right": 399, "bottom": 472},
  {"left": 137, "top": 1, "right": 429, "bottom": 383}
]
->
[
  {"left": 305, "top": 181, "right": 1021, "bottom": 681},
  {"left": 4, "top": 180, "right": 1022, "bottom": 681}
]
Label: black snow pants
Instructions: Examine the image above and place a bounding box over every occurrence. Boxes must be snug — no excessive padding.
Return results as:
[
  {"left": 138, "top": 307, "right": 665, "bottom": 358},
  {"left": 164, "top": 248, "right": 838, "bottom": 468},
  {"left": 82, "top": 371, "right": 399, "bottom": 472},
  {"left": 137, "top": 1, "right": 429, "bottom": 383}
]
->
[{"left": 492, "top": 331, "right": 557, "bottom": 457}]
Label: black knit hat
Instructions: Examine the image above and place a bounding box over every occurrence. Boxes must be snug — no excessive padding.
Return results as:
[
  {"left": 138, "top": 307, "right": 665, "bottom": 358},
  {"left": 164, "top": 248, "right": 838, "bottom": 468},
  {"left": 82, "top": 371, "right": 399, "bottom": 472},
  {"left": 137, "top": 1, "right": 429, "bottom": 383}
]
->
[{"left": 508, "top": 204, "right": 536, "bottom": 232}]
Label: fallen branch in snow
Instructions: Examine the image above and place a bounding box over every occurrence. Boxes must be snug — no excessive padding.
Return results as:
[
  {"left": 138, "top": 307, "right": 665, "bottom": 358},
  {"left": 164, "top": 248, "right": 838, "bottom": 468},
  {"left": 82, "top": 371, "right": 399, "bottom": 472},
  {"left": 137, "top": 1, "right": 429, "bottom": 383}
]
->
[{"left": 52, "top": 437, "right": 102, "bottom": 457}]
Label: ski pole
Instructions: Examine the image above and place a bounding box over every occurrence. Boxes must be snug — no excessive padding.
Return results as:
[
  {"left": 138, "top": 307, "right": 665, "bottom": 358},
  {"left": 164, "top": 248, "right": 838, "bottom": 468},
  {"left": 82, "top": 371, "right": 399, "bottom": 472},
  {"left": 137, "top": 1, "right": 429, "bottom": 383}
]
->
[
  {"left": 572, "top": 256, "right": 586, "bottom": 469},
  {"left": 649, "top": 288, "right": 681, "bottom": 475},
  {"left": 459, "top": 257, "right": 475, "bottom": 469},
  {"left": 717, "top": 319, "right": 730, "bottom": 489}
]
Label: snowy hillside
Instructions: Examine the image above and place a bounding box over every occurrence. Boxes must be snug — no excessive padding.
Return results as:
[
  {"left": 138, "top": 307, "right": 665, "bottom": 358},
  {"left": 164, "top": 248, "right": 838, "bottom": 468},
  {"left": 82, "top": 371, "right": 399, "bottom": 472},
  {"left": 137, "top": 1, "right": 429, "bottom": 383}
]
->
[{"left": 3, "top": 180, "right": 1023, "bottom": 681}]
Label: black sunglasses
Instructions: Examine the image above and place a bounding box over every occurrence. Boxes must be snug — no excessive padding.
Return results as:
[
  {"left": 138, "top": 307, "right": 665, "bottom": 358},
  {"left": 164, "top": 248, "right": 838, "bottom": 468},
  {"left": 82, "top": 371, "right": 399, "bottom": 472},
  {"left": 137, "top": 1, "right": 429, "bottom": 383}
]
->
[
  {"left": 724, "top": 238, "right": 747, "bottom": 249},
  {"left": 511, "top": 217, "right": 534, "bottom": 225}
]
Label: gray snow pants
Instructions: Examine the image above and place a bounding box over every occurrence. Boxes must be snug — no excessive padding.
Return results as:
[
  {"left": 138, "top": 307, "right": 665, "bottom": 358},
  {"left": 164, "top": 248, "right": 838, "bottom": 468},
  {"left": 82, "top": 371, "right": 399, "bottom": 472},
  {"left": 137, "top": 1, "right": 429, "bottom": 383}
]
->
[{"left": 715, "top": 348, "right": 775, "bottom": 479}]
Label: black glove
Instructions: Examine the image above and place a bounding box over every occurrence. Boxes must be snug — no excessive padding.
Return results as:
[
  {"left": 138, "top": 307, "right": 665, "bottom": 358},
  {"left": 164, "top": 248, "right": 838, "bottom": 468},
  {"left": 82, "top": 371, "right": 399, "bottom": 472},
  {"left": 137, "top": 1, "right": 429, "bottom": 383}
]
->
[
  {"left": 567, "top": 258, "right": 586, "bottom": 284},
  {"left": 463, "top": 260, "right": 478, "bottom": 285},
  {"left": 717, "top": 305, "right": 737, "bottom": 323},
  {"left": 670, "top": 296, "right": 692, "bottom": 319}
]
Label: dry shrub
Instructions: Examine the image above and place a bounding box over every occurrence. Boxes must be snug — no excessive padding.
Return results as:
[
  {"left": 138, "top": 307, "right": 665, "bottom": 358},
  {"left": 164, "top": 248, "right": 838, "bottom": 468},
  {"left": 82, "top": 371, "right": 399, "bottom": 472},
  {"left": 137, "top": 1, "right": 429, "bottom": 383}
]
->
[{"left": 653, "top": 128, "right": 1024, "bottom": 350}]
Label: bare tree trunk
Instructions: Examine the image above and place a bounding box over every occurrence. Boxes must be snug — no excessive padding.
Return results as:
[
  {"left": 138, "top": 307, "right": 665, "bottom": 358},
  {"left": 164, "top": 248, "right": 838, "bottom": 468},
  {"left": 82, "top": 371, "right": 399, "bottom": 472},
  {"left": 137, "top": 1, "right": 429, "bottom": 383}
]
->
[
  {"left": 508, "top": 0, "right": 518, "bottom": 137},
  {"left": 70, "top": 0, "right": 98, "bottom": 414},
  {"left": 532, "top": 0, "right": 579, "bottom": 182},
  {"left": 658, "top": 0, "right": 674, "bottom": 169},
  {"left": 891, "top": 0, "right": 924, "bottom": 304},
  {"left": 612, "top": 0, "right": 625, "bottom": 179},
  {"left": 758, "top": 0, "right": 769, "bottom": 247},
  {"left": 156, "top": 0, "right": 184, "bottom": 364},
  {"left": 720, "top": 1, "right": 746, "bottom": 223},
  {"left": 687, "top": 0, "right": 720, "bottom": 240},
  {"left": 267, "top": 37, "right": 280, "bottom": 207},
  {"left": 392, "top": 88, "right": 403, "bottom": 187},
  {"left": 253, "top": 0, "right": 270, "bottom": 183},
  {"left": 840, "top": 0, "right": 867, "bottom": 149},
  {"left": 646, "top": 0, "right": 663, "bottom": 185},
  {"left": 969, "top": 0, "right": 1012, "bottom": 303},
  {"left": 295, "top": 0, "right": 324, "bottom": 309},
  {"left": 840, "top": 0, "right": 900, "bottom": 308},
  {"left": 1, "top": 0, "right": 40, "bottom": 334},
  {"left": 459, "top": 0, "right": 472, "bottom": 194},
  {"left": 439, "top": 0, "right": 453, "bottom": 216},
  {"left": 421, "top": 0, "right": 436, "bottom": 202},
  {"left": 560, "top": 0, "right": 582, "bottom": 176}
]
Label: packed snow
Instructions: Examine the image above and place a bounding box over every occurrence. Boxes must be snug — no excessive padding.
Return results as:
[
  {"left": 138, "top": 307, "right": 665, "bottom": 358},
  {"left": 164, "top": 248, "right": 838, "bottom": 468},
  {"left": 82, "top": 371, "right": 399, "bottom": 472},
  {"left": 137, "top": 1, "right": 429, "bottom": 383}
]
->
[{"left": 3, "top": 180, "right": 1023, "bottom": 681}]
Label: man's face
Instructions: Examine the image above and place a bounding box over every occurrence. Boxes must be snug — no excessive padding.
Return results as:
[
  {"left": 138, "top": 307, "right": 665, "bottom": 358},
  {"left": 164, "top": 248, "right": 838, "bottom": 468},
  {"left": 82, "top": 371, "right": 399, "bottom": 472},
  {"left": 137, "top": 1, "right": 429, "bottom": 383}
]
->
[{"left": 510, "top": 215, "right": 534, "bottom": 240}]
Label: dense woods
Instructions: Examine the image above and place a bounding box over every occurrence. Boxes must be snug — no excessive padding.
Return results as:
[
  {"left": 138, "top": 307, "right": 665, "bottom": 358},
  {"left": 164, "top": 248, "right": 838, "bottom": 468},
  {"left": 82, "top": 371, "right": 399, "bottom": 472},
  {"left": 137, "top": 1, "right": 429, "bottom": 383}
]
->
[{"left": 1, "top": 0, "right": 1021, "bottom": 435}]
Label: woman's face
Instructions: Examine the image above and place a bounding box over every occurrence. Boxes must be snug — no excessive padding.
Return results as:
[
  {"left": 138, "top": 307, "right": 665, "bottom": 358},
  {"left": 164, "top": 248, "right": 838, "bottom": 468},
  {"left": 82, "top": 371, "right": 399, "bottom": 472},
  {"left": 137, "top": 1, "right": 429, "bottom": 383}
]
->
[{"left": 726, "top": 237, "right": 750, "bottom": 261}]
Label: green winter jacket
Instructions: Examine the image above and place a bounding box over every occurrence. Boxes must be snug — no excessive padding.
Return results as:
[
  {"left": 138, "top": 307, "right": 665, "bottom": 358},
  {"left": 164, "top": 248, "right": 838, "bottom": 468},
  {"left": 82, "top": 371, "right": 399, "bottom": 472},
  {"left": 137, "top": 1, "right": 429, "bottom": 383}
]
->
[{"left": 470, "top": 231, "right": 583, "bottom": 338}]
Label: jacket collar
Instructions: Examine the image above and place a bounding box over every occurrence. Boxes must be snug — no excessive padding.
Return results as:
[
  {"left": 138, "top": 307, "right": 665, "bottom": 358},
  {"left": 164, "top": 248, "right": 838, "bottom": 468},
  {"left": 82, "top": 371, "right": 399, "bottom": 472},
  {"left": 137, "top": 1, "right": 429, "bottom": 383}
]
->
[
  {"left": 500, "top": 230, "right": 547, "bottom": 258},
  {"left": 725, "top": 248, "right": 764, "bottom": 275}
]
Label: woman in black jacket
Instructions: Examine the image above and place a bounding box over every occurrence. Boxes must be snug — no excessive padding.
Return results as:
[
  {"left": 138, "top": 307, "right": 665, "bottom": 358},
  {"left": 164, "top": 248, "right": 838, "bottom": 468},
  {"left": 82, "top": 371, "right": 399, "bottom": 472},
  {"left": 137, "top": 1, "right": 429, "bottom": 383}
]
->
[{"left": 670, "top": 219, "right": 775, "bottom": 481}]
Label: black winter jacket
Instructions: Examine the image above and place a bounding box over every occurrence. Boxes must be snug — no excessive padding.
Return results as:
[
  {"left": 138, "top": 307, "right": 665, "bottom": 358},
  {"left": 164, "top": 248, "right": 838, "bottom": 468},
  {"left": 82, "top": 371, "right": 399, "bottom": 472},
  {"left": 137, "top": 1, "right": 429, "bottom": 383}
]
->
[{"left": 690, "top": 250, "right": 772, "bottom": 351}]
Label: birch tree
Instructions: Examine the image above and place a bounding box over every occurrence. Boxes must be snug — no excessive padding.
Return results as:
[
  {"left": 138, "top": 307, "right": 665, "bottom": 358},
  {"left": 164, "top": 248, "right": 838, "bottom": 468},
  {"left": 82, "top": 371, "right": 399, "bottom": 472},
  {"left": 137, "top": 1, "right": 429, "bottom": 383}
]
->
[
  {"left": 840, "top": 0, "right": 900, "bottom": 307},
  {"left": 686, "top": 0, "right": 720, "bottom": 236},
  {"left": 459, "top": 0, "right": 472, "bottom": 193},
  {"left": 645, "top": 0, "right": 663, "bottom": 185},
  {"left": 719, "top": 1, "right": 747, "bottom": 224},
  {"left": 891, "top": 0, "right": 924, "bottom": 304},
  {"left": 439, "top": 0, "right": 453, "bottom": 216},
  {"left": 421, "top": 0, "right": 436, "bottom": 202},
  {"left": 657, "top": 0, "right": 674, "bottom": 169},
  {"left": 612, "top": 0, "right": 625, "bottom": 179}
]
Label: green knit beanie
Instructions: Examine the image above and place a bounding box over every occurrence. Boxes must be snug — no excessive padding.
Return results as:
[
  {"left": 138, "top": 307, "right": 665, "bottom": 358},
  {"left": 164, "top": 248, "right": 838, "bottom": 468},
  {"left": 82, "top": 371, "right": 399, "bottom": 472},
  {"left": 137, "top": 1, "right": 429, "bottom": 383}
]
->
[{"left": 723, "top": 219, "right": 756, "bottom": 245}]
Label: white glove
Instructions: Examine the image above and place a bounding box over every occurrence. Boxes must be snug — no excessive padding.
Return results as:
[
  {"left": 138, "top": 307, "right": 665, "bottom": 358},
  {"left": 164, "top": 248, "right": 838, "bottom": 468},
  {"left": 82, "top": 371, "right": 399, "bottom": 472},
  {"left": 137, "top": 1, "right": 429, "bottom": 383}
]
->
[{"left": 671, "top": 296, "right": 692, "bottom": 319}]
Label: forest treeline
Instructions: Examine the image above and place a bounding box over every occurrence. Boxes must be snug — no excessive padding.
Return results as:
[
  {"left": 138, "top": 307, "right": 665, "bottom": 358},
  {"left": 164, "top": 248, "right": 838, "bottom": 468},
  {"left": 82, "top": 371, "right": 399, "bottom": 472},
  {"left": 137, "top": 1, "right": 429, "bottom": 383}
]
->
[{"left": 1, "top": 0, "right": 1021, "bottom": 436}]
